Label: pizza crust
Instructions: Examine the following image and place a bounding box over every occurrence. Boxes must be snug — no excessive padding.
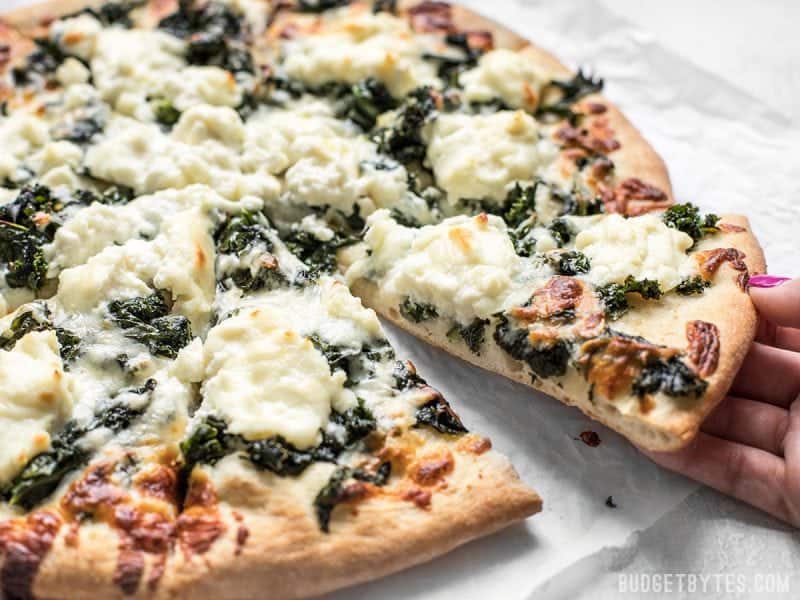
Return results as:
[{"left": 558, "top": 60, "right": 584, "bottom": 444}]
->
[{"left": 349, "top": 215, "right": 766, "bottom": 451}]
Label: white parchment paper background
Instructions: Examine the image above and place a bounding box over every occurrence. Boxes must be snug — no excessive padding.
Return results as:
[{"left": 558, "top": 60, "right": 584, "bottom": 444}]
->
[{"left": 3, "top": 0, "right": 799, "bottom": 597}]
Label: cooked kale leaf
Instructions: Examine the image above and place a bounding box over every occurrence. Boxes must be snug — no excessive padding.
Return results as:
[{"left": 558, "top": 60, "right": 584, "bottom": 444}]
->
[
  {"left": 0, "top": 304, "right": 81, "bottom": 364},
  {"left": 282, "top": 228, "right": 356, "bottom": 281},
  {"left": 662, "top": 203, "right": 720, "bottom": 244},
  {"left": 107, "top": 293, "right": 193, "bottom": 358},
  {"left": 399, "top": 297, "right": 439, "bottom": 323},
  {"left": 552, "top": 250, "right": 590, "bottom": 276},
  {"left": 596, "top": 276, "right": 663, "bottom": 320},
  {"left": 494, "top": 314, "right": 571, "bottom": 378},
  {"left": 422, "top": 33, "right": 485, "bottom": 88},
  {"left": 632, "top": 356, "right": 707, "bottom": 398},
  {"left": 536, "top": 70, "right": 603, "bottom": 122},
  {"left": 152, "top": 98, "right": 181, "bottom": 126},
  {"left": 503, "top": 182, "right": 538, "bottom": 229},
  {"left": 4, "top": 380, "right": 155, "bottom": 509},
  {"left": 393, "top": 360, "right": 428, "bottom": 391},
  {"left": 180, "top": 415, "right": 233, "bottom": 467},
  {"left": 12, "top": 38, "right": 66, "bottom": 86},
  {"left": 298, "top": 0, "right": 352, "bottom": 12},
  {"left": 373, "top": 86, "right": 437, "bottom": 163},
  {"left": 675, "top": 275, "right": 711, "bottom": 296},
  {"left": 548, "top": 217, "right": 574, "bottom": 247},
  {"left": 70, "top": 1, "right": 143, "bottom": 27},
  {"left": 314, "top": 463, "right": 391, "bottom": 532},
  {"left": 333, "top": 78, "right": 397, "bottom": 129},
  {"left": 415, "top": 395, "right": 469, "bottom": 434},
  {"left": 373, "top": 0, "right": 397, "bottom": 13},
  {"left": 447, "top": 318, "right": 489, "bottom": 354}
]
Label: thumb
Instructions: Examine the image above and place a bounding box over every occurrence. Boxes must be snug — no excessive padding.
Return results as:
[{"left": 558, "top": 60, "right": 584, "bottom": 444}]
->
[{"left": 748, "top": 276, "right": 800, "bottom": 329}]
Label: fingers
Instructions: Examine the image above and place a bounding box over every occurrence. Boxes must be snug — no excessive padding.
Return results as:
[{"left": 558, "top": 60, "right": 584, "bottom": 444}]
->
[
  {"left": 730, "top": 342, "right": 800, "bottom": 408},
  {"left": 702, "top": 396, "right": 788, "bottom": 456},
  {"left": 780, "top": 400, "right": 800, "bottom": 525},
  {"left": 756, "top": 321, "right": 800, "bottom": 353},
  {"left": 642, "top": 433, "right": 793, "bottom": 526},
  {"left": 749, "top": 278, "right": 800, "bottom": 330}
]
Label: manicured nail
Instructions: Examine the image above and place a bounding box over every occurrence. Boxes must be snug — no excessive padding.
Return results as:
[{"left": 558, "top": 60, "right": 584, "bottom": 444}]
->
[{"left": 748, "top": 275, "right": 791, "bottom": 288}]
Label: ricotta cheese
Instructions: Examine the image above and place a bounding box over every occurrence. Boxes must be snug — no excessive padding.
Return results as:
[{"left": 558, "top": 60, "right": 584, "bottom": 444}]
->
[
  {"left": 350, "top": 210, "right": 520, "bottom": 323},
  {"left": 281, "top": 11, "right": 437, "bottom": 97},
  {"left": 573, "top": 213, "right": 695, "bottom": 291},
  {"left": 0, "top": 330, "right": 74, "bottom": 486},
  {"left": 202, "top": 308, "right": 353, "bottom": 449},
  {"left": 460, "top": 49, "right": 549, "bottom": 111},
  {"left": 425, "top": 110, "right": 558, "bottom": 206}
]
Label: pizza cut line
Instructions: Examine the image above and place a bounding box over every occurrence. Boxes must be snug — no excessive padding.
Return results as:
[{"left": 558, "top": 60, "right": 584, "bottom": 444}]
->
[{"left": 0, "top": 0, "right": 764, "bottom": 598}]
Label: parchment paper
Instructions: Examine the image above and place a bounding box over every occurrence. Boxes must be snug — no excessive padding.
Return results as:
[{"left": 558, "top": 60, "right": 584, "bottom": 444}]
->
[{"left": 3, "top": 0, "right": 798, "bottom": 597}]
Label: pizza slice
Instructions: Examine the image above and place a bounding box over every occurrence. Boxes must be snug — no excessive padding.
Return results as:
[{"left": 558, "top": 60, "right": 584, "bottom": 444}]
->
[
  {"left": 344, "top": 205, "right": 764, "bottom": 451},
  {"left": 161, "top": 208, "right": 541, "bottom": 598}
]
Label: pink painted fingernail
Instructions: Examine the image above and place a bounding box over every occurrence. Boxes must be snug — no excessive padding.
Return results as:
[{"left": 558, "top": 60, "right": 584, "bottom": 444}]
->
[{"left": 748, "top": 275, "right": 791, "bottom": 288}]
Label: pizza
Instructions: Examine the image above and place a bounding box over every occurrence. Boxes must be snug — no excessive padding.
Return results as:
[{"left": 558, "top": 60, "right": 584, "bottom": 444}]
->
[{"left": 0, "top": 0, "right": 764, "bottom": 598}]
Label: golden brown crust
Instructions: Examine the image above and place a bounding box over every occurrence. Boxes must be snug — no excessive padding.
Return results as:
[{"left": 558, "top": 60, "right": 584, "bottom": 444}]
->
[{"left": 350, "top": 215, "right": 765, "bottom": 452}]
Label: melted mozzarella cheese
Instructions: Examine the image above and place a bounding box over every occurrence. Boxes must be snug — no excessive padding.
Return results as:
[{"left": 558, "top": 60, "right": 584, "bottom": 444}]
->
[
  {"left": 573, "top": 213, "right": 695, "bottom": 291},
  {"left": 0, "top": 331, "right": 74, "bottom": 486},
  {"left": 202, "top": 308, "right": 353, "bottom": 448},
  {"left": 281, "top": 11, "right": 437, "bottom": 97},
  {"left": 425, "top": 110, "right": 557, "bottom": 206},
  {"left": 349, "top": 210, "right": 520, "bottom": 323},
  {"left": 460, "top": 49, "right": 549, "bottom": 111}
]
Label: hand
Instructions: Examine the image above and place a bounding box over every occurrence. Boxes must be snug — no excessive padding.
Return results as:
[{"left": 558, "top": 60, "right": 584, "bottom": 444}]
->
[{"left": 642, "top": 275, "right": 800, "bottom": 527}]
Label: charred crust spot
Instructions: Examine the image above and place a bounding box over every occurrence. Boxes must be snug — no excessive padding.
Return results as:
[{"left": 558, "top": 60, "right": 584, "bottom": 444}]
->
[
  {"left": 114, "top": 548, "right": 145, "bottom": 595},
  {"left": 585, "top": 101, "right": 607, "bottom": 115},
  {"left": 0, "top": 511, "right": 61, "bottom": 600},
  {"left": 607, "top": 177, "right": 671, "bottom": 216},
  {"left": 590, "top": 156, "right": 615, "bottom": 181},
  {"left": 408, "top": 450, "right": 455, "bottom": 486},
  {"left": 579, "top": 336, "right": 676, "bottom": 400},
  {"left": 696, "top": 247, "right": 749, "bottom": 289},
  {"left": 401, "top": 488, "right": 432, "bottom": 509},
  {"left": 135, "top": 465, "right": 179, "bottom": 504},
  {"left": 718, "top": 223, "right": 746, "bottom": 233},
  {"left": 176, "top": 477, "right": 225, "bottom": 557},
  {"left": 457, "top": 434, "right": 492, "bottom": 455},
  {"left": 686, "top": 320, "right": 720, "bottom": 377},
  {"left": 407, "top": 1, "right": 454, "bottom": 33}
]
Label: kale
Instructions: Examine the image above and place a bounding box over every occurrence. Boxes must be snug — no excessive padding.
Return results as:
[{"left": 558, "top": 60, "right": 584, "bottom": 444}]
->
[
  {"left": 152, "top": 98, "right": 181, "bottom": 126},
  {"left": 675, "top": 275, "right": 710, "bottom": 296},
  {"left": 99, "top": 185, "right": 136, "bottom": 205},
  {"left": 12, "top": 38, "right": 66, "bottom": 86},
  {"left": 0, "top": 183, "right": 64, "bottom": 237},
  {"left": 662, "top": 203, "right": 720, "bottom": 244},
  {"left": 0, "top": 304, "right": 81, "bottom": 364},
  {"left": 373, "top": 0, "right": 397, "bottom": 13},
  {"left": 4, "top": 381, "right": 154, "bottom": 509},
  {"left": 390, "top": 208, "right": 423, "bottom": 228},
  {"left": 503, "top": 182, "right": 538, "bottom": 228},
  {"left": 415, "top": 395, "right": 468, "bottom": 434},
  {"left": 392, "top": 360, "right": 427, "bottom": 391},
  {"left": 512, "top": 233, "right": 537, "bottom": 258},
  {"left": 298, "top": 0, "right": 352, "bottom": 12},
  {"left": 551, "top": 250, "right": 590, "bottom": 276},
  {"left": 283, "top": 229, "right": 356, "bottom": 281},
  {"left": 421, "top": 32, "right": 486, "bottom": 88},
  {"left": 308, "top": 333, "right": 362, "bottom": 374},
  {"left": 536, "top": 70, "right": 604, "bottom": 122},
  {"left": 558, "top": 185, "right": 605, "bottom": 217},
  {"left": 399, "top": 297, "right": 439, "bottom": 323},
  {"left": 70, "top": 1, "right": 143, "bottom": 27},
  {"left": 632, "top": 356, "right": 708, "bottom": 398},
  {"left": 447, "top": 318, "right": 489, "bottom": 354},
  {"left": 3, "top": 426, "right": 88, "bottom": 510},
  {"left": 247, "top": 437, "right": 315, "bottom": 476},
  {"left": 314, "top": 463, "right": 391, "bottom": 532},
  {"left": 494, "top": 314, "right": 571, "bottom": 378},
  {"left": 331, "top": 400, "right": 377, "bottom": 446},
  {"left": 158, "top": 0, "right": 253, "bottom": 73},
  {"left": 107, "top": 293, "right": 193, "bottom": 358},
  {"left": 596, "top": 276, "right": 663, "bottom": 320},
  {"left": 334, "top": 78, "right": 397, "bottom": 130},
  {"left": 216, "top": 212, "right": 272, "bottom": 255},
  {"left": 0, "top": 306, "right": 51, "bottom": 351},
  {"left": 373, "top": 86, "right": 437, "bottom": 163},
  {"left": 180, "top": 415, "right": 234, "bottom": 468},
  {"left": 548, "top": 218, "right": 574, "bottom": 247}
]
